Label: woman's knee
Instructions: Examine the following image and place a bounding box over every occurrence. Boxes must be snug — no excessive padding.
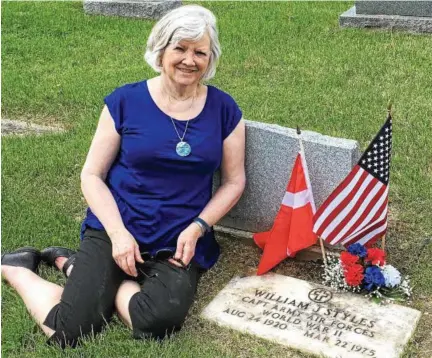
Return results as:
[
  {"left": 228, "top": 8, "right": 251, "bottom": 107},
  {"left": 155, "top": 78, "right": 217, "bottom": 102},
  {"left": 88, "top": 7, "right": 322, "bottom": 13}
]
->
[
  {"left": 44, "top": 302, "right": 112, "bottom": 348},
  {"left": 128, "top": 292, "right": 190, "bottom": 340},
  {"left": 126, "top": 261, "right": 201, "bottom": 340},
  {"left": 44, "top": 231, "right": 125, "bottom": 348},
  {"left": 129, "top": 314, "right": 184, "bottom": 340}
]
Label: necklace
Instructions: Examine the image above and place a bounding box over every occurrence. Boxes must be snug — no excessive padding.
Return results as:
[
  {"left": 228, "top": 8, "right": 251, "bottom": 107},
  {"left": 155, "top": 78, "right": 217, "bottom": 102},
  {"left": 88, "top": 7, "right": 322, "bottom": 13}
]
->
[
  {"left": 163, "top": 86, "right": 198, "bottom": 157},
  {"left": 170, "top": 117, "right": 191, "bottom": 156}
]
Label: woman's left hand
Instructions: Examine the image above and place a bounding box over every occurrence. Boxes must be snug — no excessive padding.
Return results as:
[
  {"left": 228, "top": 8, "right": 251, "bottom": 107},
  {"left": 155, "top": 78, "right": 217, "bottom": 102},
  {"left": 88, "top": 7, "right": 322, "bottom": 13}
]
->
[{"left": 171, "top": 223, "right": 202, "bottom": 267}]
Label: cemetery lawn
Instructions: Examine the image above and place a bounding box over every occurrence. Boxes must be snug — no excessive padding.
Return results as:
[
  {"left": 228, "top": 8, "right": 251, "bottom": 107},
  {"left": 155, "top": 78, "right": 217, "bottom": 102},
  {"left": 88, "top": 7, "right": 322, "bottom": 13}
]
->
[{"left": 2, "top": 1, "right": 431, "bottom": 357}]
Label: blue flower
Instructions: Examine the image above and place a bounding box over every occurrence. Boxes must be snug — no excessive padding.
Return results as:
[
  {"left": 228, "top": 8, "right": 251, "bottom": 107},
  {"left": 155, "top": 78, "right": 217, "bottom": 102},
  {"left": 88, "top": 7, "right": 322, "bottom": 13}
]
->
[
  {"left": 347, "top": 243, "right": 367, "bottom": 258},
  {"left": 363, "top": 266, "right": 386, "bottom": 291}
]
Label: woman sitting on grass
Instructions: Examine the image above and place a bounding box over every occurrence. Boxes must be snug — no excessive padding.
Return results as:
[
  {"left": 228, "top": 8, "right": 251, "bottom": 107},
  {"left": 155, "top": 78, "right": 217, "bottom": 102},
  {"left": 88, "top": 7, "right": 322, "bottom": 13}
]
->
[{"left": 1, "top": 4, "right": 245, "bottom": 348}]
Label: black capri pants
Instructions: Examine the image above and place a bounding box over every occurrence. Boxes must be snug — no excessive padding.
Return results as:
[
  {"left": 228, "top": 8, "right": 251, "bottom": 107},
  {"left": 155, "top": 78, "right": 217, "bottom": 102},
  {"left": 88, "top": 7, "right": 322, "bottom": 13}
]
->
[{"left": 43, "top": 229, "right": 201, "bottom": 348}]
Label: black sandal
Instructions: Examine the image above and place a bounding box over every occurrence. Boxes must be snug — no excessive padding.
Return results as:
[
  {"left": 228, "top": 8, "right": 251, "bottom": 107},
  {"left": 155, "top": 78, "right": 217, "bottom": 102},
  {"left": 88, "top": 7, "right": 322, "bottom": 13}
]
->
[
  {"left": 41, "top": 246, "right": 76, "bottom": 277},
  {"left": 1, "top": 247, "right": 41, "bottom": 273},
  {"left": 61, "top": 255, "right": 76, "bottom": 277}
]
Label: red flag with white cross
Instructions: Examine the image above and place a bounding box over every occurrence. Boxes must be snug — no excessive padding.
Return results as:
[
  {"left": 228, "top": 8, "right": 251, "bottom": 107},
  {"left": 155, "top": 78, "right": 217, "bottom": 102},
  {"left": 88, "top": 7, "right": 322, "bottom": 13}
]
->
[{"left": 254, "top": 151, "right": 317, "bottom": 275}]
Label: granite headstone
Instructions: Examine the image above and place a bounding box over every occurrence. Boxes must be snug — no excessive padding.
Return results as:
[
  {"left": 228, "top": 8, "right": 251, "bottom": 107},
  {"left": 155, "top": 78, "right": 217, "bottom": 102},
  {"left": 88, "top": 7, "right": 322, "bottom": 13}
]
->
[
  {"left": 340, "top": 1, "right": 432, "bottom": 33},
  {"left": 214, "top": 120, "right": 360, "bottom": 234},
  {"left": 83, "top": 0, "right": 181, "bottom": 19}
]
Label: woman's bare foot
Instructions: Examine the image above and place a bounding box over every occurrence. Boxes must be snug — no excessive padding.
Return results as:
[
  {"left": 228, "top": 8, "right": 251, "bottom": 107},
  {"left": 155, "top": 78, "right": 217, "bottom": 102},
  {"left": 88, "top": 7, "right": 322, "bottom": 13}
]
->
[
  {"left": 40, "top": 247, "right": 76, "bottom": 277},
  {"left": 54, "top": 257, "right": 73, "bottom": 277}
]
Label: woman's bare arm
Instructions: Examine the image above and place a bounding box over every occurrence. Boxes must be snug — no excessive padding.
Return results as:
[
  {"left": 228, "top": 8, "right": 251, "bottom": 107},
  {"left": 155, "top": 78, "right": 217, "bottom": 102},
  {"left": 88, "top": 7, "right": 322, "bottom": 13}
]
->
[
  {"left": 80, "top": 106, "right": 143, "bottom": 277},
  {"left": 198, "top": 119, "right": 246, "bottom": 225},
  {"left": 174, "top": 119, "right": 246, "bottom": 265},
  {"left": 80, "top": 105, "right": 124, "bottom": 234}
]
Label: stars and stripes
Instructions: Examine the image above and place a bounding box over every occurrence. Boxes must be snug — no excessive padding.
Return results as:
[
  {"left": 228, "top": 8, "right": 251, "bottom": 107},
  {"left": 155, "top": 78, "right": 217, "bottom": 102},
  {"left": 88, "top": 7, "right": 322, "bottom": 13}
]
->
[{"left": 313, "top": 114, "right": 392, "bottom": 247}]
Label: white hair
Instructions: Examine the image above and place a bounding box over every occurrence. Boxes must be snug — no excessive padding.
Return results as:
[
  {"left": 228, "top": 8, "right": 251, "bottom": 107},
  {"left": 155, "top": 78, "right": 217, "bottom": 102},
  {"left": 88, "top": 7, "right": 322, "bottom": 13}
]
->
[{"left": 144, "top": 5, "right": 221, "bottom": 81}]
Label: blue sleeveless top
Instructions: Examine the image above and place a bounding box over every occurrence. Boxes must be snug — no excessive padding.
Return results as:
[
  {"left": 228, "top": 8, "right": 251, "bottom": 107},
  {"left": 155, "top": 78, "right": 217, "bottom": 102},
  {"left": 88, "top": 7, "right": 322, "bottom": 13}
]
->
[{"left": 81, "top": 79, "right": 242, "bottom": 269}]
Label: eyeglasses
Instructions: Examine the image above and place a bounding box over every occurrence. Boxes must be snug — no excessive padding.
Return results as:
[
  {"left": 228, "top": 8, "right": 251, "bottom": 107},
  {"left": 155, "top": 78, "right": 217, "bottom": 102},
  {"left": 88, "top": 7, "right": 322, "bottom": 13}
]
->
[
  {"left": 140, "top": 248, "right": 174, "bottom": 262},
  {"left": 140, "top": 249, "right": 189, "bottom": 269}
]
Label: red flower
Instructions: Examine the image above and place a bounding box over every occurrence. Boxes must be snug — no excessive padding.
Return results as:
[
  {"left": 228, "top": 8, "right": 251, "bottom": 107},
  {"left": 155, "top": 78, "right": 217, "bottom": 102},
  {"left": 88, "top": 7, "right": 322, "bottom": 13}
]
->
[
  {"left": 365, "top": 248, "right": 386, "bottom": 266},
  {"left": 340, "top": 252, "right": 359, "bottom": 267},
  {"left": 344, "top": 264, "right": 364, "bottom": 286}
]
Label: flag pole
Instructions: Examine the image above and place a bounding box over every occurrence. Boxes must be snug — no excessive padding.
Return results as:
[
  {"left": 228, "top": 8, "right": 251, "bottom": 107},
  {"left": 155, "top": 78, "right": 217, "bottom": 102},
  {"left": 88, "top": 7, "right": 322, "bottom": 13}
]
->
[
  {"left": 381, "top": 102, "right": 392, "bottom": 252},
  {"left": 297, "top": 126, "right": 328, "bottom": 268},
  {"left": 319, "top": 236, "right": 328, "bottom": 268}
]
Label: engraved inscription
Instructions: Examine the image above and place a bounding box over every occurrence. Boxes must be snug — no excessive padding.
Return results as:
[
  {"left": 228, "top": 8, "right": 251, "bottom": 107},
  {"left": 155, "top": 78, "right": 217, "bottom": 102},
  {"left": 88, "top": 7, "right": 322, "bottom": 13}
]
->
[
  {"left": 221, "top": 289, "right": 377, "bottom": 357},
  {"left": 202, "top": 276, "right": 421, "bottom": 358}
]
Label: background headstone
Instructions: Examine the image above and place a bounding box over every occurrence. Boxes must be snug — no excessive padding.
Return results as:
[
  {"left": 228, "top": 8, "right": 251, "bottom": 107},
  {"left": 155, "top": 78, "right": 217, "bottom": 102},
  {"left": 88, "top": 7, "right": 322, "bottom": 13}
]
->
[
  {"left": 340, "top": 1, "right": 432, "bottom": 33},
  {"left": 356, "top": 1, "right": 432, "bottom": 17},
  {"left": 202, "top": 275, "right": 421, "bottom": 358},
  {"left": 83, "top": 0, "right": 181, "bottom": 19},
  {"left": 1, "top": 119, "right": 64, "bottom": 136},
  {"left": 214, "top": 120, "right": 360, "bottom": 234}
]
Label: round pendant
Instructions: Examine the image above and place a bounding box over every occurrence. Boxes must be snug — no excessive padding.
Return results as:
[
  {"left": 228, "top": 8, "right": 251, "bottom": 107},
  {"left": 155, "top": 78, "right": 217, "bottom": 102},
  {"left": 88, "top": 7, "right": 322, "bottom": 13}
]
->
[{"left": 176, "top": 141, "right": 191, "bottom": 157}]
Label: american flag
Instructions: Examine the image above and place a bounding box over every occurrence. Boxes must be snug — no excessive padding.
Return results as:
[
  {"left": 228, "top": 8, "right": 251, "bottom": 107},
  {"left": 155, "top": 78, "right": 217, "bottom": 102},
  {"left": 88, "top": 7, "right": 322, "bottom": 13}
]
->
[{"left": 313, "top": 114, "right": 392, "bottom": 247}]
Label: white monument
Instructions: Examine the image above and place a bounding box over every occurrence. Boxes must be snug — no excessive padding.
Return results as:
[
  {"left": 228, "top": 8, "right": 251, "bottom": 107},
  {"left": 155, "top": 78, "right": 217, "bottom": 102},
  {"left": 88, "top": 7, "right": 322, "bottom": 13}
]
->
[{"left": 202, "top": 274, "right": 421, "bottom": 358}]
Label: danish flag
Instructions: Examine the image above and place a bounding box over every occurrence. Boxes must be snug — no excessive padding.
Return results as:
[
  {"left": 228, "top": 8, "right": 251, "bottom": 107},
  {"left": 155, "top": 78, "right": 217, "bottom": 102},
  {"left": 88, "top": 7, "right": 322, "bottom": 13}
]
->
[{"left": 254, "top": 150, "right": 317, "bottom": 275}]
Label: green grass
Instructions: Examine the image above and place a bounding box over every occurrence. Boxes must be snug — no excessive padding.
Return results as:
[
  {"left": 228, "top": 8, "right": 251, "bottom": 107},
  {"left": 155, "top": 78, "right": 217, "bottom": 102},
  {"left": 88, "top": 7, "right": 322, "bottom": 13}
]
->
[{"left": 2, "top": 1, "right": 432, "bottom": 357}]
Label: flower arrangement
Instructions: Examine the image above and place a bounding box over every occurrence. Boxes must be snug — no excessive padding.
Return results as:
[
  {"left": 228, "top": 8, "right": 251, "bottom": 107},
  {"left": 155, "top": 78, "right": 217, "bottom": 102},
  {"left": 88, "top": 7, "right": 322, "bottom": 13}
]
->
[{"left": 323, "top": 243, "right": 412, "bottom": 303}]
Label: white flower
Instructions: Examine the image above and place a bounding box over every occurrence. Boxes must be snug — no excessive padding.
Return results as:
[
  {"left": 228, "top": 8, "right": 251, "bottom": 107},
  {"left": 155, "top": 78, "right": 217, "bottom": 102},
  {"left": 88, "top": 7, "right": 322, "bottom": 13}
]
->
[
  {"left": 322, "top": 255, "right": 360, "bottom": 293},
  {"left": 399, "top": 277, "right": 412, "bottom": 297},
  {"left": 382, "top": 265, "right": 402, "bottom": 288}
]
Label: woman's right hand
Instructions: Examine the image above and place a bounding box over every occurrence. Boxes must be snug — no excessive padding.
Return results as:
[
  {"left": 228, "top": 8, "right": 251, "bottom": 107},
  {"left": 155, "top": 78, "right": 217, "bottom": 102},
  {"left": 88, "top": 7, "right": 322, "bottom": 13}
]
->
[{"left": 109, "top": 228, "right": 144, "bottom": 277}]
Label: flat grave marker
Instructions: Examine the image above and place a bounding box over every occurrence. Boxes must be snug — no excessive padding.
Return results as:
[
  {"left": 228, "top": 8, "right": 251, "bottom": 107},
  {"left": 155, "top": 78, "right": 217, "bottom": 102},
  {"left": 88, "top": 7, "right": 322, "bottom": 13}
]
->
[{"left": 202, "top": 275, "right": 421, "bottom": 358}]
